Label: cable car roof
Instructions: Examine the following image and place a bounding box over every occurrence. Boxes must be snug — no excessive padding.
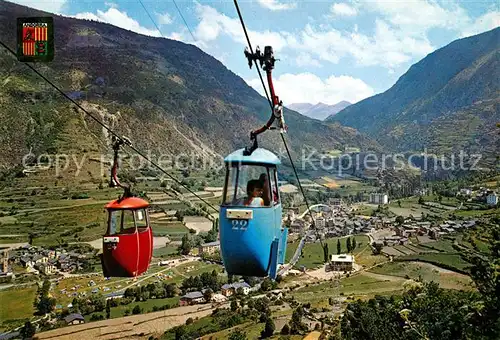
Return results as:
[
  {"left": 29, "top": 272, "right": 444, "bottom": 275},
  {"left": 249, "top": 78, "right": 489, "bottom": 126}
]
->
[
  {"left": 224, "top": 148, "right": 281, "bottom": 165},
  {"left": 105, "top": 196, "right": 149, "bottom": 210}
]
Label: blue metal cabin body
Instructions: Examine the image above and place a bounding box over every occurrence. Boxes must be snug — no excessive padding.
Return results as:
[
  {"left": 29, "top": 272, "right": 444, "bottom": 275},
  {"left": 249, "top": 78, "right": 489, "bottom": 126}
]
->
[{"left": 219, "top": 148, "right": 288, "bottom": 279}]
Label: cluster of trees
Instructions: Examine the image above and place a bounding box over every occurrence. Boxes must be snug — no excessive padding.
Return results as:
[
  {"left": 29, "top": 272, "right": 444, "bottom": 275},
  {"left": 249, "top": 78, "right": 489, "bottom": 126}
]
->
[
  {"left": 180, "top": 270, "right": 222, "bottom": 294},
  {"left": 200, "top": 250, "right": 222, "bottom": 263},
  {"left": 35, "top": 279, "right": 56, "bottom": 315},
  {"left": 175, "top": 207, "right": 200, "bottom": 221},
  {"left": 335, "top": 237, "right": 357, "bottom": 255},
  {"left": 124, "top": 282, "right": 177, "bottom": 301},
  {"left": 71, "top": 293, "right": 106, "bottom": 316},
  {"left": 342, "top": 225, "right": 500, "bottom": 339},
  {"left": 178, "top": 228, "right": 218, "bottom": 255},
  {"left": 170, "top": 305, "right": 255, "bottom": 339}
]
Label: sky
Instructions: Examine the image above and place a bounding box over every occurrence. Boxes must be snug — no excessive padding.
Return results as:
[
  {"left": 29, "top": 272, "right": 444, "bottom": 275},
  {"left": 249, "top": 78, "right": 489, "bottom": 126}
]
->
[{"left": 8, "top": 0, "right": 500, "bottom": 105}]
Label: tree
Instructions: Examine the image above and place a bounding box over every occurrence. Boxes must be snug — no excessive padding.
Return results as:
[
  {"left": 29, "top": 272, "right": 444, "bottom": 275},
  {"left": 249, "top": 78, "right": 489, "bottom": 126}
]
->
[
  {"left": 228, "top": 329, "right": 247, "bottom": 340},
  {"left": 281, "top": 323, "right": 290, "bottom": 335},
  {"left": 337, "top": 239, "right": 341, "bottom": 254},
  {"left": 395, "top": 216, "right": 405, "bottom": 225},
  {"left": 132, "top": 305, "right": 142, "bottom": 315},
  {"left": 204, "top": 229, "right": 218, "bottom": 243},
  {"left": 165, "top": 283, "right": 177, "bottom": 297},
  {"left": 289, "top": 307, "right": 307, "bottom": 335},
  {"left": 105, "top": 300, "right": 111, "bottom": 319},
  {"left": 90, "top": 293, "right": 106, "bottom": 312},
  {"left": 178, "top": 234, "right": 193, "bottom": 255},
  {"left": 261, "top": 317, "right": 275, "bottom": 338},
  {"left": 347, "top": 238, "right": 352, "bottom": 253},
  {"left": 261, "top": 278, "right": 272, "bottom": 292},
  {"left": 20, "top": 321, "right": 36, "bottom": 339},
  {"left": 352, "top": 237, "right": 357, "bottom": 250},
  {"left": 203, "top": 288, "right": 213, "bottom": 302},
  {"left": 418, "top": 196, "right": 424, "bottom": 204},
  {"left": 372, "top": 242, "right": 383, "bottom": 255},
  {"left": 37, "top": 296, "right": 56, "bottom": 314},
  {"left": 323, "top": 244, "right": 329, "bottom": 263},
  {"left": 185, "top": 317, "right": 194, "bottom": 325},
  {"left": 230, "top": 300, "right": 238, "bottom": 312}
]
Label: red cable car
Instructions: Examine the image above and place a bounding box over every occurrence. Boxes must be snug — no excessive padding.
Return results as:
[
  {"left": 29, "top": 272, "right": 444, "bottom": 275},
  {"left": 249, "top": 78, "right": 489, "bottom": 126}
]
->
[{"left": 101, "top": 137, "right": 153, "bottom": 277}]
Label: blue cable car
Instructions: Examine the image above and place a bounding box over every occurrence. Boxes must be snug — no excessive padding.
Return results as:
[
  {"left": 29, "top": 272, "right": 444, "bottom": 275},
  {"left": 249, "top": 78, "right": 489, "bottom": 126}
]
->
[
  {"left": 219, "top": 148, "right": 288, "bottom": 279},
  {"left": 219, "top": 45, "right": 289, "bottom": 279}
]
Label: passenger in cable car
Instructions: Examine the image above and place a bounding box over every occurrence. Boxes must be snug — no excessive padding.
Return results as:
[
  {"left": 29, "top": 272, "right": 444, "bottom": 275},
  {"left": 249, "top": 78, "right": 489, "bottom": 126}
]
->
[{"left": 243, "top": 179, "right": 265, "bottom": 207}]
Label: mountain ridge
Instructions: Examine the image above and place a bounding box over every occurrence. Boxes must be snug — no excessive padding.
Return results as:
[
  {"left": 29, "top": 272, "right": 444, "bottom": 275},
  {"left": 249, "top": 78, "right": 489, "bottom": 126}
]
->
[
  {"left": 327, "top": 27, "right": 499, "bottom": 162},
  {"left": 0, "top": 1, "right": 381, "bottom": 171},
  {"left": 288, "top": 100, "right": 351, "bottom": 121}
]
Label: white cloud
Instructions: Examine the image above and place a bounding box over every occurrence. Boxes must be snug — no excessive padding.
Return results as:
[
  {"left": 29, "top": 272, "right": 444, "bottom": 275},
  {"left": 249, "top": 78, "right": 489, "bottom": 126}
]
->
[
  {"left": 248, "top": 73, "right": 374, "bottom": 105},
  {"left": 291, "top": 21, "right": 434, "bottom": 68},
  {"left": 460, "top": 11, "right": 500, "bottom": 38},
  {"left": 257, "top": 0, "right": 297, "bottom": 11},
  {"left": 193, "top": 3, "right": 290, "bottom": 51},
  {"left": 9, "top": 0, "right": 67, "bottom": 14},
  {"left": 295, "top": 53, "right": 322, "bottom": 68},
  {"left": 157, "top": 12, "right": 173, "bottom": 25},
  {"left": 330, "top": 3, "right": 357, "bottom": 17},
  {"left": 73, "top": 7, "right": 161, "bottom": 37},
  {"left": 191, "top": 4, "right": 433, "bottom": 69},
  {"left": 361, "top": 0, "right": 471, "bottom": 35}
]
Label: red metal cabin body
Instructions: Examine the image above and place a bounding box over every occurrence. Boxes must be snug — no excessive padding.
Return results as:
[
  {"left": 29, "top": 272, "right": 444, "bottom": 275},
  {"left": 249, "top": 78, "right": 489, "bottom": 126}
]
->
[{"left": 102, "top": 197, "right": 153, "bottom": 277}]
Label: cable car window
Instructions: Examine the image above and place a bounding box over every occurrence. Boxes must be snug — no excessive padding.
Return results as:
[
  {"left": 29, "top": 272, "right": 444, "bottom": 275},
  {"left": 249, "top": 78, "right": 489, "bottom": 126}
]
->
[
  {"left": 109, "top": 211, "right": 118, "bottom": 235},
  {"left": 223, "top": 164, "right": 271, "bottom": 207},
  {"left": 135, "top": 209, "right": 148, "bottom": 230},
  {"left": 120, "top": 210, "right": 137, "bottom": 234}
]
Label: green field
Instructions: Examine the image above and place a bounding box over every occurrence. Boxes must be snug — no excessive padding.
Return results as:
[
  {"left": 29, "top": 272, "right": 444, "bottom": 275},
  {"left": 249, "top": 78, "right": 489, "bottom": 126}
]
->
[
  {"left": 291, "top": 272, "right": 404, "bottom": 305},
  {"left": 153, "top": 245, "right": 179, "bottom": 258},
  {"left": 151, "top": 222, "right": 189, "bottom": 237},
  {"left": 369, "top": 262, "right": 472, "bottom": 290},
  {"left": 285, "top": 235, "right": 369, "bottom": 269},
  {"left": 397, "top": 253, "right": 471, "bottom": 272},
  {"left": 86, "top": 296, "right": 181, "bottom": 321},
  {"left": 0, "top": 286, "right": 38, "bottom": 330}
]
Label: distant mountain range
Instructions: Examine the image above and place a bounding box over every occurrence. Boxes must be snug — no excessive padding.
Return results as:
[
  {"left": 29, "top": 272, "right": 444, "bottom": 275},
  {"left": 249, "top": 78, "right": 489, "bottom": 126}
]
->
[
  {"left": 288, "top": 101, "right": 351, "bottom": 120},
  {"left": 327, "top": 27, "right": 500, "bottom": 164},
  {"left": 0, "top": 1, "right": 380, "bottom": 171}
]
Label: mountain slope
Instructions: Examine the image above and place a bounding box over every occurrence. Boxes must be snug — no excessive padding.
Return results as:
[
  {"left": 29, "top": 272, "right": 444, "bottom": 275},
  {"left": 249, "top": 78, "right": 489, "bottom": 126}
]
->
[
  {"left": 0, "top": 1, "right": 381, "bottom": 171},
  {"left": 327, "top": 27, "right": 500, "bottom": 160},
  {"left": 289, "top": 101, "right": 351, "bottom": 120}
]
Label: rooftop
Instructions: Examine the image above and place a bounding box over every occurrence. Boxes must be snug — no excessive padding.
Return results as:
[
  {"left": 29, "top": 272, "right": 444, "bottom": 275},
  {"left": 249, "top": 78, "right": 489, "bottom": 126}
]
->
[
  {"left": 201, "top": 241, "right": 220, "bottom": 247},
  {"left": 182, "top": 291, "right": 204, "bottom": 299},
  {"left": 330, "top": 254, "right": 354, "bottom": 263},
  {"left": 64, "top": 313, "right": 84, "bottom": 323}
]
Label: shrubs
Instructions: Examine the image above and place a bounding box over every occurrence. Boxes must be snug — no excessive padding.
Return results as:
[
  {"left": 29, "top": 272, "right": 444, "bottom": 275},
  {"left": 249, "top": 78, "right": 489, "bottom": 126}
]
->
[
  {"left": 71, "top": 193, "right": 89, "bottom": 199},
  {"left": 90, "top": 314, "right": 104, "bottom": 321},
  {"left": 132, "top": 305, "right": 142, "bottom": 315}
]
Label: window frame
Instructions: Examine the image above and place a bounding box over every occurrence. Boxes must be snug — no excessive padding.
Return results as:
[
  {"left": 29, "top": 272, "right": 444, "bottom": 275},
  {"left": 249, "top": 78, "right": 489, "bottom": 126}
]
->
[
  {"left": 107, "top": 209, "right": 139, "bottom": 235},
  {"left": 221, "top": 162, "right": 278, "bottom": 208}
]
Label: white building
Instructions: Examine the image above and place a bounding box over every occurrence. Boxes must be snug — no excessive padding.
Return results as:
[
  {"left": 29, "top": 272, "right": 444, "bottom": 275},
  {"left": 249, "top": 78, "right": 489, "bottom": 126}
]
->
[
  {"left": 329, "top": 254, "right": 354, "bottom": 272},
  {"left": 369, "top": 193, "right": 388, "bottom": 205},
  {"left": 486, "top": 193, "right": 498, "bottom": 206}
]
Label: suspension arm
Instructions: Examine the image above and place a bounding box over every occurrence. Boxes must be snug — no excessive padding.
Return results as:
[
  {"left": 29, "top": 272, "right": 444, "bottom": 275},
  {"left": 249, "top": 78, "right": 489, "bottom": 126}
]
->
[{"left": 245, "top": 45, "right": 285, "bottom": 141}]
